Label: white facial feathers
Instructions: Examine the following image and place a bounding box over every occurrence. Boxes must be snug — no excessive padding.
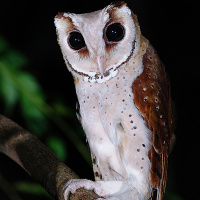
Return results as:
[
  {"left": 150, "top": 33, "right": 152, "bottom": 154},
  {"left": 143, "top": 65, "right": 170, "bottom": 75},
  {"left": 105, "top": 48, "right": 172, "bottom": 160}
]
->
[{"left": 55, "top": 2, "right": 140, "bottom": 83}]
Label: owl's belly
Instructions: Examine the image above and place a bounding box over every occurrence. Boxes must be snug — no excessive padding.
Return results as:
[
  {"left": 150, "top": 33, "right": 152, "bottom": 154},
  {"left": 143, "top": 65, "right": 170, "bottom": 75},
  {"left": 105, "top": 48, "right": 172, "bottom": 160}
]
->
[{"left": 76, "top": 70, "right": 151, "bottom": 187}]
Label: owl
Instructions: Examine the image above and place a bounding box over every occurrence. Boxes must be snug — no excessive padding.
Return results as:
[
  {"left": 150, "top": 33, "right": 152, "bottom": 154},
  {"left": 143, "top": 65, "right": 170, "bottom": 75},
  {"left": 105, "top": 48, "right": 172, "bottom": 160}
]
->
[{"left": 54, "top": 1, "right": 175, "bottom": 200}]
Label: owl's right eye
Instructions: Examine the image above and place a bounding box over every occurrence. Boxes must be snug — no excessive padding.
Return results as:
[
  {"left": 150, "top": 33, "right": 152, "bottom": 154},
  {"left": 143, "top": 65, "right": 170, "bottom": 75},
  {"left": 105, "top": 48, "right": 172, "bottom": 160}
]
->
[{"left": 68, "top": 31, "right": 86, "bottom": 50}]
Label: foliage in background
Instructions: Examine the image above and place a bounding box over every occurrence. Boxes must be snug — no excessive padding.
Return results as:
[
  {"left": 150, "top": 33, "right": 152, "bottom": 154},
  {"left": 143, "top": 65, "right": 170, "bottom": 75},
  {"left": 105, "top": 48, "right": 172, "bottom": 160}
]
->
[
  {"left": 0, "top": 36, "right": 47, "bottom": 136},
  {"left": 0, "top": 36, "right": 183, "bottom": 200}
]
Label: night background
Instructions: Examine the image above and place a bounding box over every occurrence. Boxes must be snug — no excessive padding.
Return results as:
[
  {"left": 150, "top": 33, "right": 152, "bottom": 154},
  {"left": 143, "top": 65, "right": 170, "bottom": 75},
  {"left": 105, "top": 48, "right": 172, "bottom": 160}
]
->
[{"left": 0, "top": 0, "right": 198, "bottom": 199}]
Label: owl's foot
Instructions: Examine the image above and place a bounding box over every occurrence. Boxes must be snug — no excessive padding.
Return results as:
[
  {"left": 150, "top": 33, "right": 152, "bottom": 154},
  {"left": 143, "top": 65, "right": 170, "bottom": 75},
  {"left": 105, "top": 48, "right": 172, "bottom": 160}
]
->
[
  {"left": 63, "top": 179, "right": 107, "bottom": 199},
  {"left": 63, "top": 179, "right": 135, "bottom": 200}
]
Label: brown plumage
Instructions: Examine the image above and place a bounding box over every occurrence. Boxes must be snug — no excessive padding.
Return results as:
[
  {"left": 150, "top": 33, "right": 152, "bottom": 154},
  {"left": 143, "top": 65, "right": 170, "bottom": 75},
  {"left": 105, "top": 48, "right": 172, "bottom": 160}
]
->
[{"left": 132, "top": 44, "right": 175, "bottom": 199}]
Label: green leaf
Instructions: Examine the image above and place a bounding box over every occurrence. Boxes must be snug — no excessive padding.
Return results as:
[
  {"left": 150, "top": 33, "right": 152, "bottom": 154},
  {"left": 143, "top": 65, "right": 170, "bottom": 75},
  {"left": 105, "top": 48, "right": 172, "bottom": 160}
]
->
[
  {"left": 0, "top": 71, "right": 19, "bottom": 112},
  {"left": 20, "top": 95, "right": 47, "bottom": 135},
  {"left": 18, "top": 72, "right": 43, "bottom": 95},
  {"left": 6, "top": 50, "right": 27, "bottom": 69},
  {"left": 14, "top": 181, "right": 54, "bottom": 199},
  {"left": 16, "top": 72, "right": 47, "bottom": 135},
  {"left": 0, "top": 49, "right": 27, "bottom": 70},
  {"left": 46, "top": 136, "right": 67, "bottom": 161}
]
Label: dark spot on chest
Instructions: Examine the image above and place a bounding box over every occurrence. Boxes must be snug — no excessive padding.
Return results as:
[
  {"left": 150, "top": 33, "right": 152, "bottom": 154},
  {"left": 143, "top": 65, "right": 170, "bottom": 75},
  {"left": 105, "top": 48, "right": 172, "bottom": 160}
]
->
[
  {"left": 132, "top": 126, "right": 137, "bottom": 130},
  {"left": 95, "top": 172, "right": 99, "bottom": 177},
  {"left": 93, "top": 158, "right": 96, "bottom": 164}
]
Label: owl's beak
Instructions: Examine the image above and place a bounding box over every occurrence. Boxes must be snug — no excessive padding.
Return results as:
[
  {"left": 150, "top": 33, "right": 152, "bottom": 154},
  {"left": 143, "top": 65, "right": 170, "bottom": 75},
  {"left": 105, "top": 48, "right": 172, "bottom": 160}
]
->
[{"left": 96, "top": 56, "right": 106, "bottom": 75}]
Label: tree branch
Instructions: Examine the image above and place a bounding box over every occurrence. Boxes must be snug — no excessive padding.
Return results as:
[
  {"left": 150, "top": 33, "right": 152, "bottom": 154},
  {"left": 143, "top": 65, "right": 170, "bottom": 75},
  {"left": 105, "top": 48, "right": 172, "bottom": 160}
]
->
[{"left": 0, "top": 114, "right": 99, "bottom": 200}]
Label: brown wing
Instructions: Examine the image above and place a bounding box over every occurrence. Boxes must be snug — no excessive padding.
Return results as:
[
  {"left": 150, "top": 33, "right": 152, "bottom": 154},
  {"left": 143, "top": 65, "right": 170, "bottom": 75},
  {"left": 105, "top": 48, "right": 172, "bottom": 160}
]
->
[{"left": 132, "top": 44, "right": 175, "bottom": 200}]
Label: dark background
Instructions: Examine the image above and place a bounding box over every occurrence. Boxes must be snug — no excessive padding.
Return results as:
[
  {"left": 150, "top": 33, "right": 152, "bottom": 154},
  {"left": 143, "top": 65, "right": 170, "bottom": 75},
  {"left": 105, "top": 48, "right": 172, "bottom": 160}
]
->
[{"left": 0, "top": 0, "right": 198, "bottom": 199}]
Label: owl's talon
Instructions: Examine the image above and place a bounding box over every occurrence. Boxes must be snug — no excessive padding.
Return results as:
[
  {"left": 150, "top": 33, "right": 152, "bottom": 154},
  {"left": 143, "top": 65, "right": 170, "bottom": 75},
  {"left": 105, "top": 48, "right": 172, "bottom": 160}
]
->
[{"left": 63, "top": 179, "right": 107, "bottom": 200}]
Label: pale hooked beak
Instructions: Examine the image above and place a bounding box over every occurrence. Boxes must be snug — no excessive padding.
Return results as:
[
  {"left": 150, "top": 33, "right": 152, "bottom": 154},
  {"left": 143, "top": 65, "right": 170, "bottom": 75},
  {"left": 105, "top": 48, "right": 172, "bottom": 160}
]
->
[{"left": 96, "top": 56, "right": 106, "bottom": 75}]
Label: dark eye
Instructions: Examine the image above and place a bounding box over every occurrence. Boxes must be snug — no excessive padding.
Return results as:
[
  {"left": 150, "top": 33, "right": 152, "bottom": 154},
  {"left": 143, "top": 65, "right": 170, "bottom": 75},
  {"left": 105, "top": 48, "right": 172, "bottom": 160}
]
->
[
  {"left": 68, "top": 31, "right": 86, "bottom": 50},
  {"left": 105, "top": 23, "right": 125, "bottom": 43}
]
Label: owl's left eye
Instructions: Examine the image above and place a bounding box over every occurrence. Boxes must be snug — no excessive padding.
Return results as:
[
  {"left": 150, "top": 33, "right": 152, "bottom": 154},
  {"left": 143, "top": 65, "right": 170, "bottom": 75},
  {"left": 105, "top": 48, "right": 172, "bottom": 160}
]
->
[
  {"left": 105, "top": 23, "right": 125, "bottom": 43},
  {"left": 68, "top": 31, "right": 86, "bottom": 50}
]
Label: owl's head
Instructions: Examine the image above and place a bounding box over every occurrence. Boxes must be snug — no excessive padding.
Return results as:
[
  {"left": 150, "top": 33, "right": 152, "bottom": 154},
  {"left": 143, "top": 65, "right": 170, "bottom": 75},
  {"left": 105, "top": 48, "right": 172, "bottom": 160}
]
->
[{"left": 55, "top": 1, "right": 141, "bottom": 83}]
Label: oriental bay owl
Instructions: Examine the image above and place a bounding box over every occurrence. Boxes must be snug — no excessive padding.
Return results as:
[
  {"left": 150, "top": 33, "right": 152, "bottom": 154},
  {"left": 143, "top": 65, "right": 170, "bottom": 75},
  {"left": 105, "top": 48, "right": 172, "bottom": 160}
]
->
[{"left": 54, "top": 1, "right": 175, "bottom": 200}]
